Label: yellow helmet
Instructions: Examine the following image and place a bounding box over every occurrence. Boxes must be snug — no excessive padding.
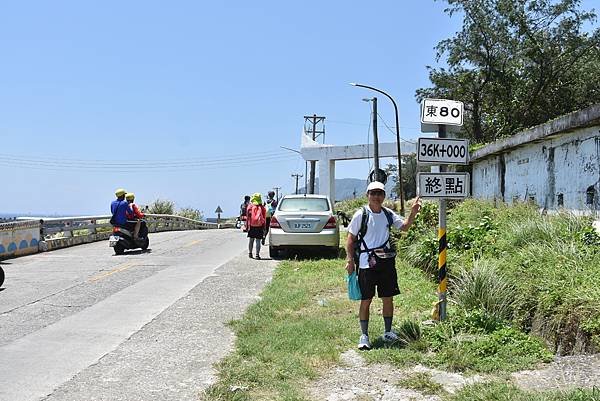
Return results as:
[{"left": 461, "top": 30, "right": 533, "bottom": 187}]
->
[
  {"left": 125, "top": 192, "right": 135, "bottom": 201},
  {"left": 115, "top": 188, "right": 127, "bottom": 197}
]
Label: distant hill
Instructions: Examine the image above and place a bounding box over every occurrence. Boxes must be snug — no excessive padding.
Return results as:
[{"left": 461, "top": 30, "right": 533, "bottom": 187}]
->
[{"left": 298, "top": 178, "right": 396, "bottom": 201}]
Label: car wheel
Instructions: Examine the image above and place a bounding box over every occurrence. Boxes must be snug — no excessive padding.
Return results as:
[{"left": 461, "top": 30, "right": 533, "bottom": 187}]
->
[{"left": 114, "top": 243, "right": 125, "bottom": 255}]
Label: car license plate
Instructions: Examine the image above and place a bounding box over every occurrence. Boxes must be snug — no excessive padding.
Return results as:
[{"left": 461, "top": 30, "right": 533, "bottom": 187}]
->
[{"left": 293, "top": 222, "right": 312, "bottom": 229}]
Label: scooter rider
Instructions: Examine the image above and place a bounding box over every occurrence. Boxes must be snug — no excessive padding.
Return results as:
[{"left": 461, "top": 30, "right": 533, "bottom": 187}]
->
[
  {"left": 125, "top": 192, "right": 145, "bottom": 239},
  {"left": 111, "top": 188, "right": 133, "bottom": 228}
]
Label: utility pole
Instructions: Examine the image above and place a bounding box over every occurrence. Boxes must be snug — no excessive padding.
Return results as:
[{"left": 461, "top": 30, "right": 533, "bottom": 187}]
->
[
  {"left": 372, "top": 97, "right": 380, "bottom": 181},
  {"left": 303, "top": 114, "right": 325, "bottom": 194},
  {"left": 291, "top": 173, "right": 303, "bottom": 195},
  {"left": 273, "top": 186, "right": 281, "bottom": 202}
]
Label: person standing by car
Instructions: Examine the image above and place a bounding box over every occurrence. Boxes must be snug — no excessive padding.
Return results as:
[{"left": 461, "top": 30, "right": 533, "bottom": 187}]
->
[
  {"left": 263, "top": 190, "right": 278, "bottom": 245},
  {"left": 246, "top": 193, "right": 266, "bottom": 259},
  {"left": 345, "top": 181, "right": 421, "bottom": 350}
]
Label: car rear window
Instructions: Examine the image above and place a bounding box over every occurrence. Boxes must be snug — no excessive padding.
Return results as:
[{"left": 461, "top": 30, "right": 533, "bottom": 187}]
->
[{"left": 278, "top": 198, "right": 330, "bottom": 212}]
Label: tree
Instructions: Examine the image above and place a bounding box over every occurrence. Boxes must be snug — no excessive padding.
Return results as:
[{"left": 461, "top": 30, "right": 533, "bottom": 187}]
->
[
  {"left": 385, "top": 154, "right": 428, "bottom": 201},
  {"left": 417, "top": 0, "right": 600, "bottom": 143}
]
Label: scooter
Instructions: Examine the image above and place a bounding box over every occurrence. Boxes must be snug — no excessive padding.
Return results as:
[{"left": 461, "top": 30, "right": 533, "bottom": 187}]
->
[{"left": 109, "top": 220, "right": 149, "bottom": 255}]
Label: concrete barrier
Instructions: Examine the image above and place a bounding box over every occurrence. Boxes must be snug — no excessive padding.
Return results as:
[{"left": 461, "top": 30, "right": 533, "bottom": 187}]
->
[{"left": 0, "top": 220, "right": 41, "bottom": 259}]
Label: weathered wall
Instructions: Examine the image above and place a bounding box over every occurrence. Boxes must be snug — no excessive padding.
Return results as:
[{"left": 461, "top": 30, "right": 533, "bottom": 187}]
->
[
  {"left": 0, "top": 220, "right": 41, "bottom": 258},
  {"left": 473, "top": 126, "right": 600, "bottom": 213}
]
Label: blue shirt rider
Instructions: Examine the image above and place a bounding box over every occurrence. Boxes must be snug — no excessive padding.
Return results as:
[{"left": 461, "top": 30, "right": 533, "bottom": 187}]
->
[{"left": 111, "top": 188, "right": 132, "bottom": 227}]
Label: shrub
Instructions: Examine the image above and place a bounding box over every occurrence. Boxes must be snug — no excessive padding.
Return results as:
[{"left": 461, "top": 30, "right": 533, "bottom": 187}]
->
[
  {"left": 450, "top": 260, "right": 514, "bottom": 321},
  {"left": 147, "top": 199, "right": 175, "bottom": 215},
  {"left": 177, "top": 207, "right": 203, "bottom": 221}
]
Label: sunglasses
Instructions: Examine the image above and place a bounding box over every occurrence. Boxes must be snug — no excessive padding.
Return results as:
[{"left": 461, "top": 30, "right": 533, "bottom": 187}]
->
[{"left": 368, "top": 190, "right": 385, "bottom": 196}]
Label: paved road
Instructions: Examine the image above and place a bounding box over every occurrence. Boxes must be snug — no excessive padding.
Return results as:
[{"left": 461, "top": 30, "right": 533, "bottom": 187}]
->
[{"left": 0, "top": 229, "right": 277, "bottom": 401}]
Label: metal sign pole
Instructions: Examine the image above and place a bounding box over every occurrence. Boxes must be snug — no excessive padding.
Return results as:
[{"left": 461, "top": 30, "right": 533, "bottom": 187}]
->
[{"left": 437, "top": 124, "right": 448, "bottom": 321}]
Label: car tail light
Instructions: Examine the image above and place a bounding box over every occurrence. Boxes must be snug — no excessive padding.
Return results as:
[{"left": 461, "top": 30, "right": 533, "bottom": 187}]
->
[
  {"left": 112, "top": 227, "right": 120, "bottom": 233},
  {"left": 270, "top": 216, "right": 281, "bottom": 228},
  {"left": 324, "top": 216, "right": 337, "bottom": 229}
]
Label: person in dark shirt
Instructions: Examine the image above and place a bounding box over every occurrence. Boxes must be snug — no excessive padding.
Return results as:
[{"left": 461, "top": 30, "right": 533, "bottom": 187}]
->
[{"left": 110, "top": 188, "right": 132, "bottom": 227}]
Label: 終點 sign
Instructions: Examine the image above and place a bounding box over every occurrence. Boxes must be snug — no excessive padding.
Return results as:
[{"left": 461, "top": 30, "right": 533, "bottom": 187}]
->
[{"left": 418, "top": 172, "right": 470, "bottom": 199}]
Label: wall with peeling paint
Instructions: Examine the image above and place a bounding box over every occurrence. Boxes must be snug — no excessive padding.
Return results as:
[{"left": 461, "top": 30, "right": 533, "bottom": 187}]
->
[{"left": 472, "top": 126, "right": 600, "bottom": 213}]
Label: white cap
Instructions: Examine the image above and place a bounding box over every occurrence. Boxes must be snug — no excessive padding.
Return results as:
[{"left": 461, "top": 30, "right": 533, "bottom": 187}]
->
[{"left": 366, "top": 181, "right": 385, "bottom": 193}]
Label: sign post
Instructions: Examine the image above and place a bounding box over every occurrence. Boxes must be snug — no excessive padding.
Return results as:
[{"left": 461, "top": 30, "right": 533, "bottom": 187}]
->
[
  {"left": 215, "top": 206, "right": 223, "bottom": 225},
  {"left": 418, "top": 98, "right": 468, "bottom": 321}
]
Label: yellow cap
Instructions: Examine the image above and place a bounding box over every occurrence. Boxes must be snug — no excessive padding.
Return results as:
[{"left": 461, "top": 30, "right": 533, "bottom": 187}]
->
[
  {"left": 115, "top": 188, "right": 127, "bottom": 197},
  {"left": 125, "top": 192, "right": 135, "bottom": 200}
]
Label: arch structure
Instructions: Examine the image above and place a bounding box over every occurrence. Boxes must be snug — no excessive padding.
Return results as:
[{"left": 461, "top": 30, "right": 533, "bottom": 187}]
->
[{"left": 300, "top": 131, "right": 416, "bottom": 201}]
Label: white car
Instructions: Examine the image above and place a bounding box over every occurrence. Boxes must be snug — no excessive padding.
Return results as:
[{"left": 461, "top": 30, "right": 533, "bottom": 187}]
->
[{"left": 268, "top": 194, "right": 340, "bottom": 258}]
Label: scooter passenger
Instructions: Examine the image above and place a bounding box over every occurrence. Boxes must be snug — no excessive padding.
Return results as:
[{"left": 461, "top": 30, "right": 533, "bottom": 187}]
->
[{"left": 125, "top": 192, "right": 147, "bottom": 240}]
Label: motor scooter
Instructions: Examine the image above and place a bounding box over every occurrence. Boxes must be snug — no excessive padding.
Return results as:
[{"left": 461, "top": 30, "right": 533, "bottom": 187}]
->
[{"left": 109, "top": 220, "right": 149, "bottom": 255}]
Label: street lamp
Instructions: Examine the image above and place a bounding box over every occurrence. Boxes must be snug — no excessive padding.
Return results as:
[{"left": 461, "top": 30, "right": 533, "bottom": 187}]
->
[
  {"left": 351, "top": 82, "right": 405, "bottom": 215},
  {"left": 280, "top": 146, "right": 308, "bottom": 194}
]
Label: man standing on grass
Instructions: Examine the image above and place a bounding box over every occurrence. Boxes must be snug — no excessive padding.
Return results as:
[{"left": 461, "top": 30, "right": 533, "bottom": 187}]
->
[{"left": 345, "top": 181, "right": 421, "bottom": 350}]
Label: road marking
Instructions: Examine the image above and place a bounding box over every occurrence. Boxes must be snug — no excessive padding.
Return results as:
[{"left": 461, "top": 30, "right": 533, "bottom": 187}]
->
[
  {"left": 184, "top": 239, "right": 202, "bottom": 248},
  {"left": 89, "top": 263, "right": 137, "bottom": 282}
]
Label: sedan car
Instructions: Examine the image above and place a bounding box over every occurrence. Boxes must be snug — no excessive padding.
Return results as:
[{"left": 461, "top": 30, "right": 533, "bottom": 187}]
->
[{"left": 268, "top": 194, "right": 339, "bottom": 258}]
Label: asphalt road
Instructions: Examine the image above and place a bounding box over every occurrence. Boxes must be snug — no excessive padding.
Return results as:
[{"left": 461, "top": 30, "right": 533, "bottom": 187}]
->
[{"left": 0, "top": 229, "right": 277, "bottom": 401}]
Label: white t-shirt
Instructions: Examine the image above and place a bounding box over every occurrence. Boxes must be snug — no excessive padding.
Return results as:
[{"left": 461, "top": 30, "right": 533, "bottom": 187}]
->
[{"left": 348, "top": 206, "right": 404, "bottom": 269}]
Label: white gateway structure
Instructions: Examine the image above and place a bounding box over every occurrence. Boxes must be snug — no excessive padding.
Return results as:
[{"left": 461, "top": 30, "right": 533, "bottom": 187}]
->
[{"left": 300, "top": 131, "right": 416, "bottom": 201}]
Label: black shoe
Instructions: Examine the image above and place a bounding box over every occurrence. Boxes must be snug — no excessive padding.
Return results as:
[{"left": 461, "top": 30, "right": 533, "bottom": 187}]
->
[
  {"left": 248, "top": 252, "right": 253, "bottom": 259},
  {"left": 255, "top": 254, "right": 261, "bottom": 260}
]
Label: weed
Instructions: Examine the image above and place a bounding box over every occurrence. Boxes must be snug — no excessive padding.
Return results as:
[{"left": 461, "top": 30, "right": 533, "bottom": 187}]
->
[{"left": 397, "top": 371, "right": 445, "bottom": 395}]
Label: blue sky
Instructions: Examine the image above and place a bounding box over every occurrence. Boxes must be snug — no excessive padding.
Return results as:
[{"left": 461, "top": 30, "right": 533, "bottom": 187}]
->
[{"left": 0, "top": 1, "right": 594, "bottom": 217}]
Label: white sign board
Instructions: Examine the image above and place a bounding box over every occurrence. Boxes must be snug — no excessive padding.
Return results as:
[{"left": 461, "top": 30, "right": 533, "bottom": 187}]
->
[
  {"left": 418, "top": 172, "right": 470, "bottom": 199},
  {"left": 421, "top": 98, "right": 464, "bottom": 132},
  {"left": 417, "top": 138, "right": 470, "bottom": 165}
]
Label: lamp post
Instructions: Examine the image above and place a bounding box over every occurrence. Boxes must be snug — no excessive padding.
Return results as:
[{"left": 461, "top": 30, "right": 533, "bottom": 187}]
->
[
  {"left": 350, "top": 83, "right": 405, "bottom": 215},
  {"left": 280, "top": 146, "right": 308, "bottom": 194}
]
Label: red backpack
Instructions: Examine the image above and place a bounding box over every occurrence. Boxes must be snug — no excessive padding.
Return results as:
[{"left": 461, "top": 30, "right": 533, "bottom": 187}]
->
[{"left": 248, "top": 204, "right": 265, "bottom": 227}]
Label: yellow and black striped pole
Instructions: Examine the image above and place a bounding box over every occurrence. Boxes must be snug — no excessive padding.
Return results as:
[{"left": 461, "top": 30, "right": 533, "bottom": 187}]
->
[
  {"left": 436, "top": 124, "right": 448, "bottom": 321},
  {"left": 437, "top": 200, "right": 448, "bottom": 321}
]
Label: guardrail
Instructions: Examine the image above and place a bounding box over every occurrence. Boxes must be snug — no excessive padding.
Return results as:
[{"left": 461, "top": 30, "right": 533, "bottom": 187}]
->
[{"left": 0, "top": 214, "right": 235, "bottom": 258}]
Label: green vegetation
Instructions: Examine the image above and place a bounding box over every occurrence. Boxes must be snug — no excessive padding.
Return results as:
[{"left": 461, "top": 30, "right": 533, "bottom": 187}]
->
[
  {"left": 176, "top": 207, "right": 203, "bottom": 221},
  {"left": 449, "top": 382, "right": 600, "bottom": 401},
  {"left": 397, "top": 199, "right": 600, "bottom": 355},
  {"left": 416, "top": 0, "right": 600, "bottom": 143},
  {"left": 203, "top": 199, "right": 598, "bottom": 399},
  {"left": 397, "top": 372, "right": 445, "bottom": 396},
  {"left": 147, "top": 199, "right": 175, "bottom": 214}
]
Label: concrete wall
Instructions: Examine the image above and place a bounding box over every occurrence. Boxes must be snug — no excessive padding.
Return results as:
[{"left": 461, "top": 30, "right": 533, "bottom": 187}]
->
[
  {"left": 0, "top": 220, "right": 41, "bottom": 258},
  {"left": 472, "top": 126, "right": 600, "bottom": 213}
]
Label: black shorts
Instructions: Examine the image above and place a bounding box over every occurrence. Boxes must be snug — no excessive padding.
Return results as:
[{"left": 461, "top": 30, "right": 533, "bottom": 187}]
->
[{"left": 358, "top": 259, "right": 400, "bottom": 299}]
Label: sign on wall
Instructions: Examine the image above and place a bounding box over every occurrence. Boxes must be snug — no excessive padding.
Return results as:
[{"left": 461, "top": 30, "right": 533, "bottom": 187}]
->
[{"left": 418, "top": 172, "right": 470, "bottom": 199}]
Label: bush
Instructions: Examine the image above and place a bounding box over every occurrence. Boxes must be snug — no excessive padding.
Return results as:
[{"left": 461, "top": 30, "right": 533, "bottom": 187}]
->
[
  {"left": 177, "top": 207, "right": 203, "bottom": 221},
  {"left": 450, "top": 260, "right": 514, "bottom": 321},
  {"left": 147, "top": 199, "right": 175, "bottom": 214}
]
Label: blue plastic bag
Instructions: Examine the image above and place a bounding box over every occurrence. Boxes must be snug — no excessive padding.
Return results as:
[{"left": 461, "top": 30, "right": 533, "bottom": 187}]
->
[{"left": 347, "top": 271, "right": 362, "bottom": 301}]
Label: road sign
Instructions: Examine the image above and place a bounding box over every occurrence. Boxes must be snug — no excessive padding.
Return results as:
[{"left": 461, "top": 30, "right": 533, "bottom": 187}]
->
[
  {"left": 417, "top": 138, "right": 469, "bottom": 165},
  {"left": 418, "top": 172, "right": 470, "bottom": 199},
  {"left": 215, "top": 206, "right": 223, "bottom": 214},
  {"left": 421, "top": 98, "right": 464, "bottom": 132}
]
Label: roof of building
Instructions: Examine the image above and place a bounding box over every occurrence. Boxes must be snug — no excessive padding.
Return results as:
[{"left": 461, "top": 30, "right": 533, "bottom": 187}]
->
[{"left": 470, "top": 103, "right": 600, "bottom": 162}]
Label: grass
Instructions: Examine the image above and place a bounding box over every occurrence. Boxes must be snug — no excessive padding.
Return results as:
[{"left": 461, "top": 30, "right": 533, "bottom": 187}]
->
[
  {"left": 397, "top": 371, "right": 445, "bottom": 396},
  {"left": 202, "top": 199, "right": 598, "bottom": 399},
  {"left": 448, "top": 382, "right": 600, "bottom": 401}
]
